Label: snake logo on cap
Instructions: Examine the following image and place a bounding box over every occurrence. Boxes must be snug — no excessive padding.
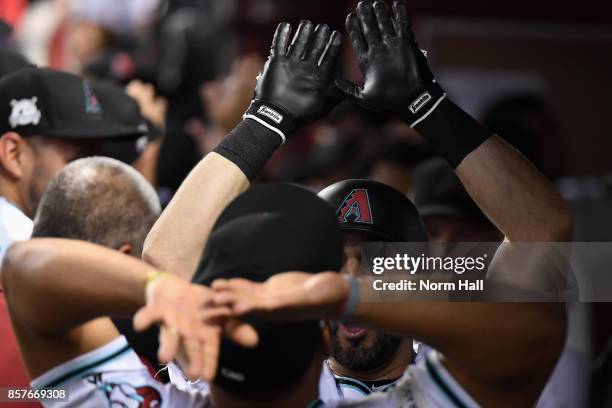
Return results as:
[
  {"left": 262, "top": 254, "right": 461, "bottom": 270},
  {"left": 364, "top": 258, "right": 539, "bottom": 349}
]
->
[
  {"left": 82, "top": 81, "right": 102, "bottom": 114},
  {"left": 336, "top": 189, "right": 373, "bottom": 224}
]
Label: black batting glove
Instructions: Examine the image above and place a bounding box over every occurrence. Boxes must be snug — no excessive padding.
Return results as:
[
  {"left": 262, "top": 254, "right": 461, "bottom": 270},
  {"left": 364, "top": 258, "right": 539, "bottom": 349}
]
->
[
  {"left": 244, "top": 21, "right": 343, "bottom": 143},
  {"left": 336, "top": 0, "right": 445, "bottom": 127},
  {"left": 338, "top": 0, "right": 491, "bottom": 168}
]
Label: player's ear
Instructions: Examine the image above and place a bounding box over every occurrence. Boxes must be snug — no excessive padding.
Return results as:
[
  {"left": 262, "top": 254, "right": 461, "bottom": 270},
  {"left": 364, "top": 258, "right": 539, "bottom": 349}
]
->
[
  {"left": 117, "top": 243, "right": 133, "bottom": 255},
  {"left": 0, "top": 132, "right": 28, "bottom": 180}
]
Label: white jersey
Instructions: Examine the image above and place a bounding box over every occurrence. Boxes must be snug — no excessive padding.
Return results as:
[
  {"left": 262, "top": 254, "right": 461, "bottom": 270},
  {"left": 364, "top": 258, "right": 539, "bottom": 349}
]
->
[
  {"left": 167, "top": 362, "right": 209, "bottom": 393},
  {"left": 31, "top": 336, "right": 212, "bottom": 408},
  {"left": 36, "top": 337, "right": 479, "bottom": 408},
  {"left": 318, "top": 342, "right": 432, "bottom": 402},
  {"left": 320, "top": 353, "right": 479, "bottom": 408},
  {"left": 318, "top": 360, "right": 400, "bottom": 402},
  {"left": 0, "top": 197, "right": 32, "bottom": 264}
]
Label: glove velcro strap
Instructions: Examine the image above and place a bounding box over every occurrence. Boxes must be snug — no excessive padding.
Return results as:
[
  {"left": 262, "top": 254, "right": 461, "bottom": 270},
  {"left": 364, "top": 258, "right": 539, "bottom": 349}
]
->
[
  {"left": 414, "top": 99, "right": 492, "bottom": 169},
  {"left": 243, "top": 100, "right": 295, "bottom": 144},
  {"left": 397, "top": 83, "right": 446, "bottom": 128}
]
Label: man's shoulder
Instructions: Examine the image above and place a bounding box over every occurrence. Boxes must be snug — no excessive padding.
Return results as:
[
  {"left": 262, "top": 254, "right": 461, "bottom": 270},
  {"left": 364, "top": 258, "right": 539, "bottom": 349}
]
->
[{"left": 31, "top": 336, "right": 211, "bottom": 408}]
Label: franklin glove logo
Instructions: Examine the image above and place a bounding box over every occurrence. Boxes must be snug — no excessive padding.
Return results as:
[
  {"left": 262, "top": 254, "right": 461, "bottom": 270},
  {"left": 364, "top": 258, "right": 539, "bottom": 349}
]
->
[
  {"left": 257, "top": 105, "right": 284, "bottom": 124},
  {"left": 409, "top": 92, "right": 432, "bottom": 114}
]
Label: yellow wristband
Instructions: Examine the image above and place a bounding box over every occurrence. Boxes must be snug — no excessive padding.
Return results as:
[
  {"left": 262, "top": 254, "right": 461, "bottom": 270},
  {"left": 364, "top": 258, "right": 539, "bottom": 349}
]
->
[{"left": 146, "top": 270, "right": 167, "bottom": 290}]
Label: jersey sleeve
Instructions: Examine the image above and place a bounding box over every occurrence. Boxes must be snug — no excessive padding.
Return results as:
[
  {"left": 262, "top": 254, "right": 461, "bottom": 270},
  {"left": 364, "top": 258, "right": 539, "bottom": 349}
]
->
[{"left": 31, "top": 336, "right": 211, "bottom": 408}]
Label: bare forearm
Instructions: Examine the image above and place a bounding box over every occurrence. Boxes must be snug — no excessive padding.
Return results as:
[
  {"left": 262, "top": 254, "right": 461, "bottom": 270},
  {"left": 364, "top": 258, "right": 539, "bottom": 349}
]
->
[
  {"left": 143, "top": 153, "right": 249, "bottom": 279},
  {"left": 350, "top": 296, "right": 565, "bottom": 381},
  {"left": 457, "top": 136, "right": 572, "bottom": 242},
  {"left": 2, "top": 239, "right": 152, "bottom": 334}
]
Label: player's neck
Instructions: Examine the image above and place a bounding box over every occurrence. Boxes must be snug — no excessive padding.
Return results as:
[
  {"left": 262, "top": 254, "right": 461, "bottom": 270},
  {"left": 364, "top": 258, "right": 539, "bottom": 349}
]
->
[{"left": 329, "top": 340, "right": 414, "bottom": 382}]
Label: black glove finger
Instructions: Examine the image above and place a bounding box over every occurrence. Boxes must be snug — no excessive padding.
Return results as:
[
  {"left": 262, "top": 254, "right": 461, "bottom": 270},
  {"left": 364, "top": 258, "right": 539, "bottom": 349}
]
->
[
  {"left": 356, "top": 1, "right": 381, "bottom": 48},
  {"left": 373, "top": 0, "right": 396, "bottom": 40},
  {"left": 346, "top": 13, "right": 367, "bottom": 55},
  {"left": 270, "top": 22, "right": 292, "bottom": 56},
  {"left": 392, "top": 0, "right": 412, "bottom": 38},
  {"left": 305, "top": 24, "right": 331, "bottom": 63},
  {"left": 287, "top": 20, "right": 314, "bottom": 60},
  {"left": 320, "top": 31, "right": 343, "bottom": 72}
]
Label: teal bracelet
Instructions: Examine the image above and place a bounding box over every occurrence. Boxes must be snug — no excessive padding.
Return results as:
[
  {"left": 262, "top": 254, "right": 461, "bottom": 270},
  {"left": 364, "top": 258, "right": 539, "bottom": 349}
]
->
[{"left": 338, "top": 276, "right": 360, "bottom": 323}]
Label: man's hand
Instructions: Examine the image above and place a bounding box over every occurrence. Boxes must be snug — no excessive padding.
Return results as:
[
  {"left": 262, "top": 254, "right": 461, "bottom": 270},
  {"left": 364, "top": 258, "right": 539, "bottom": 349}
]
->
[
  {"left": 244, "top": 21, "right": 343, "bottom": 140},
  {"left": 125, "top": 80, "right": 167, "bottom": 130},
  {"left": 133, "top": 273, "right": 258, "bottom": 381},
  {"left": 337, "top": 0, "right": 444, "bottom": 126},
  {"left": 202, "top": 54, "right": 263, "bottom": 134},
  {"left": 211, "top": 272, "right": 348, "bottom": 321}
]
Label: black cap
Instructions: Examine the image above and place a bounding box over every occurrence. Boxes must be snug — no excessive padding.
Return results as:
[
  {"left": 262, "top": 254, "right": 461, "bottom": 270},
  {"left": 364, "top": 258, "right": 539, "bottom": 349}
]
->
[
  {"left": 412, "top": 158, "right": 487, "bottom": 222},
  {"left": 92, "top": 81, "right": 159, "bottom": 163},
  {"left": 0, "top": 68, "right": 145, "bottom": 139},
  {"left": 0, "top": 47, "right": 33, "bottom": 78},
  {"left": 193, "top": 183, "right": 343, "bottom": 394},
  {"left": 318, "top": 179, "right": 428, "bottom": 242}
]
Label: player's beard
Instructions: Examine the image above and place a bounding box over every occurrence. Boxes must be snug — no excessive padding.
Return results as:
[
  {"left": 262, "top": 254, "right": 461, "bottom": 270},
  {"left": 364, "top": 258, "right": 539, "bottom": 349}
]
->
[{"left": 328, "top": 321, "right": 402, "bottom": 373}]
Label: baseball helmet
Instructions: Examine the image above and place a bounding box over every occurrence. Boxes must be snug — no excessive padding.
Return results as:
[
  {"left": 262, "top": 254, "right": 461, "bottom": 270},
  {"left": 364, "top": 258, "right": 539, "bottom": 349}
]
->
[{"left": 318, "top": 179, "right": 428, "bottom": 242}]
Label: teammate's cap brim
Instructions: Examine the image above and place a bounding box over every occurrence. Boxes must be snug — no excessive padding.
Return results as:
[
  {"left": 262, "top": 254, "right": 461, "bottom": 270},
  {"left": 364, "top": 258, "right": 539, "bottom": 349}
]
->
[{"left": 40, "top": 121, "right": 145, "bottom": 139}]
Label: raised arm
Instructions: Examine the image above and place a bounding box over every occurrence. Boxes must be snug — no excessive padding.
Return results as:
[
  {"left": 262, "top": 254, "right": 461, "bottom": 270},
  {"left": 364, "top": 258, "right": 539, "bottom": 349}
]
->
[
  {"left": 143, "top": 154, "right": 249, "bottom": 279},
  {"left": 337, "top": 0, "right": 572, "bottom": 242},
  {"left": 143, "top": 21, "right": 343, "bottom": 279},
  {"left": 211, "top": 2, "right": 571, "bottom": 405}
]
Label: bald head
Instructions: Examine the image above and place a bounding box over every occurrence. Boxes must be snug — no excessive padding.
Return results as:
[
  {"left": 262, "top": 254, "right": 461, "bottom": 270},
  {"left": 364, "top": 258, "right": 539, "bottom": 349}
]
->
[{"left": 32, "top": 157, "right": 161, "bottom": 257}]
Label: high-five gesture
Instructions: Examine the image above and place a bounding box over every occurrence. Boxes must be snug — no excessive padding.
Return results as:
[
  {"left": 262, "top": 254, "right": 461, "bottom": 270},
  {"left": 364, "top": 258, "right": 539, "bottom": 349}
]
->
[
  {"left": 133, "top": 272, "right": 258, "bottom": 381},
  {"left": 211, "top": 272, "right": 349, "bottom": 321},
  {"left": 337, "top": 0, "right": 445, "bottom": 127},
  {"left": 245, "top": 21, "right": 343, "bottom": 143}
]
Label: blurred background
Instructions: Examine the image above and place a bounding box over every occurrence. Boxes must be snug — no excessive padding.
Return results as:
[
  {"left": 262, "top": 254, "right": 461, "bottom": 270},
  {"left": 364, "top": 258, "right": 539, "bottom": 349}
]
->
[
  {"left": 1, "top": 0, "right": 610, "bottom": 190},
  {"left": 1, "top": 0, "right": 611, "bottom": 191},
  {"left": 1, "top": 0, "right": 612, "bottom": 401}
]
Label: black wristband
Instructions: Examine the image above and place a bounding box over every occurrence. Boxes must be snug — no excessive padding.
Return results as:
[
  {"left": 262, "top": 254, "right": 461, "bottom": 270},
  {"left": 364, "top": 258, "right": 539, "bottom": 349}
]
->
[
  {"left": 413, "top": 99, "right": 492, "bottom": 168},
  {"left": 243, "top": 100, "right": 296, "bottom": 144},
  {"left": 213, "top": 119, "right": 282, "bottom": 181},
  {"left": 396, "top": 82, "right": 446, "bottom": 128}
]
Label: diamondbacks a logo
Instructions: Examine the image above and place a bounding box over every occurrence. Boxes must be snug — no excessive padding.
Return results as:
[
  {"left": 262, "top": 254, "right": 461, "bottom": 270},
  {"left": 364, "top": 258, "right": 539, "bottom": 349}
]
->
[
  {"left": 86, "top": 373, "right": 162, "bottom": 407},
  {"left": 409, "top": 92, "right": 432, "bottom": 114},
  {"left": 336, "top": 189, "right": 373, "bottom": 224},
  {"left": 9, "top": 97, "right": 41, "bottom": 128},
  {"left": 82, "top": 81, "right": 102, "bottom": 114},
  {"left": 257, "top": 105, "right": 283, "bottom": 123}
]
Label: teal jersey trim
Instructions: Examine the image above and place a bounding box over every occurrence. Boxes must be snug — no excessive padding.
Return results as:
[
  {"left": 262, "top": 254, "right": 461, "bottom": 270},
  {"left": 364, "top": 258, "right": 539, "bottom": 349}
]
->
[
  {"left": 42, "top": 343, "right": 132, "bottom": 389},
  {"left": 425, "top": 356, "right": 470, "bottom": 408}
]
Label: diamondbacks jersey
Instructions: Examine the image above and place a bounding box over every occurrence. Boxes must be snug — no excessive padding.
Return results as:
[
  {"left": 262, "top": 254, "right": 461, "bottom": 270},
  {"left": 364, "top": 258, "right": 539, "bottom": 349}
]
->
[
  {"left": 319, "top": 360, "right": 400, "bottom": 401},
  {"left": 31, "top": 336, "right": 211, "bottom": 408},
  {"left": 36, "top": 336, "right": 479, "bottom": 407},
  {"left": 319, "top": 353, "right": 479, "bottom": 408}
]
